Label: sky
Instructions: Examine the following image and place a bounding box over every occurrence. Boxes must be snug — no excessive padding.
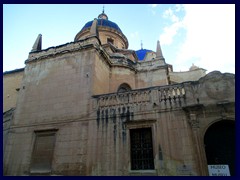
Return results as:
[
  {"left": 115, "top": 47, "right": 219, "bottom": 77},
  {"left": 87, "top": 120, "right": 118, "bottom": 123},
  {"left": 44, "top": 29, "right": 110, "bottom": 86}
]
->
[{"left": 3, "top": 4, "right": 235, "bottom": 74}]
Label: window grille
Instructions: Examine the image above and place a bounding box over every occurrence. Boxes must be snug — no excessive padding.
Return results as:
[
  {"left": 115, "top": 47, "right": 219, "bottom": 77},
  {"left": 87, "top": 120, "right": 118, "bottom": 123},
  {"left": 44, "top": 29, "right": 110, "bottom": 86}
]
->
[{"left": 130, "top": 128, "right": 154, "bottom": 170}]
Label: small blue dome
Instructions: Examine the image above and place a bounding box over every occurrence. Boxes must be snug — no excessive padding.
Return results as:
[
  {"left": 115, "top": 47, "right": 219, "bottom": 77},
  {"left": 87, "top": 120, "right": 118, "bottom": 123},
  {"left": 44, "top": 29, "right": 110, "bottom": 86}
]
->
[
  {"left": 135, "top": 49, "right": 153, "bottom": 61},
  {"left": 80, "top": 19, "right": 122, "bottom": 33}
]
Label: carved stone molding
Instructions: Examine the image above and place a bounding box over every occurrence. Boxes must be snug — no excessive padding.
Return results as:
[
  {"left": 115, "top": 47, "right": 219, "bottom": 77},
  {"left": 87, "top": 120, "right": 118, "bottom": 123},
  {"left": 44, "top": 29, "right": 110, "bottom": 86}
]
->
[
  {"left": 183, "top": 104, "right": 204, "bottom": 129},
  {"left": 199, "top": 71, "right": 235, "bottom": 100},
  {"left": 189, "top": 113, "right": 199, "bottom": 129}
]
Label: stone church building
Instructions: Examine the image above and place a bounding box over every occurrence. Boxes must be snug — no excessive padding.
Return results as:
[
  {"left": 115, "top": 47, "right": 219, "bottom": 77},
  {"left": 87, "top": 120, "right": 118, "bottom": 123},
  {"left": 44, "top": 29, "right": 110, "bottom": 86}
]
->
[{"left": 3, "top": 10, "right": 235, "bottom": 176}]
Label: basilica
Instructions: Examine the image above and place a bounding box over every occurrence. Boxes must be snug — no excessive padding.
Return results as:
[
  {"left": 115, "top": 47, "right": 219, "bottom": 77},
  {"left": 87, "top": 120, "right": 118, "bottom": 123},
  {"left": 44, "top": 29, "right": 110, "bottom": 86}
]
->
[{"left": 3, "top": 10, "right": 235, "bottom": 176}]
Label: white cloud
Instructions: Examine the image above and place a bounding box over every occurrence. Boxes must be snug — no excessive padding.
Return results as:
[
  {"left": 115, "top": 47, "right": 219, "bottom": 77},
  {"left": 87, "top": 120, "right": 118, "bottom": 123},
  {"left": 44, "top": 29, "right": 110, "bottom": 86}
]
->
[
  {"left": 174, "top": 4, "right": 235, "bottom": 73},
  {"left": 175, "top": 4, "right": 184, "bottom": 12},
  {"left": 148, "top": 4, "right": 159, "bottom": 15},
  {"left": 163, "top": 8, "right": 172, "bottom": 19},
  {"left": 163, "top": 7, "right": 180, "bottom": 22},
  {"left": 160, "top": 7, "right": 183, "bottom": 45},
  {"left": 160, "top": 21, "right": 183, "bottom": 45},
  {"left": 151, "top": 4, "right": 158, "bottom": 8}
]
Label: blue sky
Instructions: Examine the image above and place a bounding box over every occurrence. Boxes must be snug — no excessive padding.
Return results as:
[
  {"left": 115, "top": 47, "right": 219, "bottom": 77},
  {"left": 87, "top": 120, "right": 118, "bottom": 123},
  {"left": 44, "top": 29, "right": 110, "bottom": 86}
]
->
[{"left": 3, "top": 4, "right": 235, "bottom": 73}]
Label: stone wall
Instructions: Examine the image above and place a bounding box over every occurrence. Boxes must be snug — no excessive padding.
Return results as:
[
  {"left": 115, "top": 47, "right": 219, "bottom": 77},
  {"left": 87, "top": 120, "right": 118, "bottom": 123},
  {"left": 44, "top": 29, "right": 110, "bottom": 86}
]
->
[
  {"left": 98, "top": 30, "right": 127, "bottom": 49},
  {"left": 75, "top": 27, "right": 128, "bottom": 49},
  {"left": 92, "top": 52, "right": 111, "bottom": 94},
  {"left": 3, "top": 34, "right": 235, "bottom": 175},
  {"left": 169, "top": 68, "right": 206, "bottom": 84},
  {"left": 109, "top": 66, "right": 136, "bottom": 93},
  {"left": 3, "top": 69, "right": 24, "bottom": 112},
  {"left": 12, "top": 47, "right": 98, "bottom": 128}
]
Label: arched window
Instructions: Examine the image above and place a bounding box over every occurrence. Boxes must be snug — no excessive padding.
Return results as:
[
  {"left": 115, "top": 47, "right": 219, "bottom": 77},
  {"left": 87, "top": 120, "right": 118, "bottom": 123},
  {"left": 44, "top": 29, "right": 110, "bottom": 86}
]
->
[
  {"left": 117, "top": 83, "right": 131, "bottom": 93},
  {"left": 107, "top": 38, "right": 114, "bottom": 45}
]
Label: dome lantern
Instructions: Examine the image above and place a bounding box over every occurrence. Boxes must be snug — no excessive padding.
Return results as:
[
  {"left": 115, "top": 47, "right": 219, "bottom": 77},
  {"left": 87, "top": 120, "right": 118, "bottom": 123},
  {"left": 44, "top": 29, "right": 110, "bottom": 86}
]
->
[
  {"left": 98, "top": 6, "right": 108, "bottom": 20},
  {"left": 74, "top": 8, "right": 129, "bottom": 49}
]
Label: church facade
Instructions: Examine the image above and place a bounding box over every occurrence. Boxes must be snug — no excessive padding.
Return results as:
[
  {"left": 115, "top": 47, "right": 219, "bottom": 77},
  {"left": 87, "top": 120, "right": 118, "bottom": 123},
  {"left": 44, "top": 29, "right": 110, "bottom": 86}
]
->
[{"left": 3, "top": 10, "right": 235, "bottom": 176}]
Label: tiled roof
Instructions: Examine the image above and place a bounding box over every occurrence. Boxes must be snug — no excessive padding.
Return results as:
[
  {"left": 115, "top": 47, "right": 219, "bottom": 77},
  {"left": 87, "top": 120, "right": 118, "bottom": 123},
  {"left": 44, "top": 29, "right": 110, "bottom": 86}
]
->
[
  {"left": 135, "top": 49, "right": 153, "bottom": 61},
  {"left": 80, "top": 19, "right": 122, "bottom": 33}
]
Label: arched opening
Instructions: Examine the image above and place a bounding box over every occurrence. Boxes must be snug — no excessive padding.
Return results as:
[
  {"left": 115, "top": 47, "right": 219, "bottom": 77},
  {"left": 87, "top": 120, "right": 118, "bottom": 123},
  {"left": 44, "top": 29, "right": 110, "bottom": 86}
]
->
[
  {"left": 117, "top": 83, "right": 131, "bottom": 93},
  {"left": 204, "top": 120, "right": 235, "bottom": 175}
]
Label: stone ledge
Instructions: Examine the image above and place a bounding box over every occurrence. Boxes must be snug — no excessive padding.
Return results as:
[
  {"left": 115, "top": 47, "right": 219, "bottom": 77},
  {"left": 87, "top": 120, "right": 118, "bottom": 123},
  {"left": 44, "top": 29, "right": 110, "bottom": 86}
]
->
[{"left": 128, "top": 169, "right": 157, "bottom": 176}]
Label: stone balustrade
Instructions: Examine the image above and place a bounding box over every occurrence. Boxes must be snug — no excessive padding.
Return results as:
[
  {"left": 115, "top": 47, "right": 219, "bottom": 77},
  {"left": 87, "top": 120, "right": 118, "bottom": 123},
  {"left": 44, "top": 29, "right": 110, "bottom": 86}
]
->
[{"left": 94, "top": 83, "right": 186, "bottom": 111}]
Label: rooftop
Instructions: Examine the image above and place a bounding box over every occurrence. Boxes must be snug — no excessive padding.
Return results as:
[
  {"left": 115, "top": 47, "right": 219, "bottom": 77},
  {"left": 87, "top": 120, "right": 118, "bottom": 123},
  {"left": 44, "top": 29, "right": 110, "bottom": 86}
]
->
[{"left": 135, "top": 49, "right": 153, "bottom": 61}]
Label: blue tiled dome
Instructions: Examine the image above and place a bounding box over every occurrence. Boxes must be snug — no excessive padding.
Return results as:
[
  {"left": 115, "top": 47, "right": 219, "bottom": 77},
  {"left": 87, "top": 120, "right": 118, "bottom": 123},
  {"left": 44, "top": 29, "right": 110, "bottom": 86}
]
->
[
  {"left": 80, "top": 19, "right": 123, "bottom": 33},
  {"left": 135, "top": 49, "right": 153, "bottom": 61}
]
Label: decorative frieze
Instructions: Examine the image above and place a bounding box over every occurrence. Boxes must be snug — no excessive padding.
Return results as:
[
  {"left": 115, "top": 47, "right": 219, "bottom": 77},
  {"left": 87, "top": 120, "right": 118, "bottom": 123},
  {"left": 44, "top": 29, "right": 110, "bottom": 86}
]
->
[{"left": 183, "top": 104, "right": 204, "bottom": 129}]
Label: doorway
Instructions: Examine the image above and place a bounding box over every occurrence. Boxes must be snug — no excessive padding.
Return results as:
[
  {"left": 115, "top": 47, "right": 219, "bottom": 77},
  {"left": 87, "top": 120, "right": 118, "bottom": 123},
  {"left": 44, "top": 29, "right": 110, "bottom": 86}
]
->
[{"left": 204, "top": 120, "right": 235, "bottom": 175}]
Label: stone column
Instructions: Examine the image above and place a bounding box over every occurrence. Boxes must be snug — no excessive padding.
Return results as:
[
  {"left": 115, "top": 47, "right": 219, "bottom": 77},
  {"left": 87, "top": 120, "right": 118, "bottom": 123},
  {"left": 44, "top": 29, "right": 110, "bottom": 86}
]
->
[{"left": 185, "top": 105, "right": 208, "bottom": 176}]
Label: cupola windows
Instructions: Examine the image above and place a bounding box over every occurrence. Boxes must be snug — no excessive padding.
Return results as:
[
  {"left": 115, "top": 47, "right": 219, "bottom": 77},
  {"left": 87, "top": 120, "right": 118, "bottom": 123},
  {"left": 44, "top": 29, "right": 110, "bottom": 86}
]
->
[{"left": 107, "top": 38, "right": 114, "bottom": 45}]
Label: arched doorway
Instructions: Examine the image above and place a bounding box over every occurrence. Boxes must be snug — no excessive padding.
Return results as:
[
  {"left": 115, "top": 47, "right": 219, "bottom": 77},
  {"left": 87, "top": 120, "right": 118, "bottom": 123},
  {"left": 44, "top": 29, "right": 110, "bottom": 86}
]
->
[{"left": 204, "top": 120, "right": 235, "bottom": 175}]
